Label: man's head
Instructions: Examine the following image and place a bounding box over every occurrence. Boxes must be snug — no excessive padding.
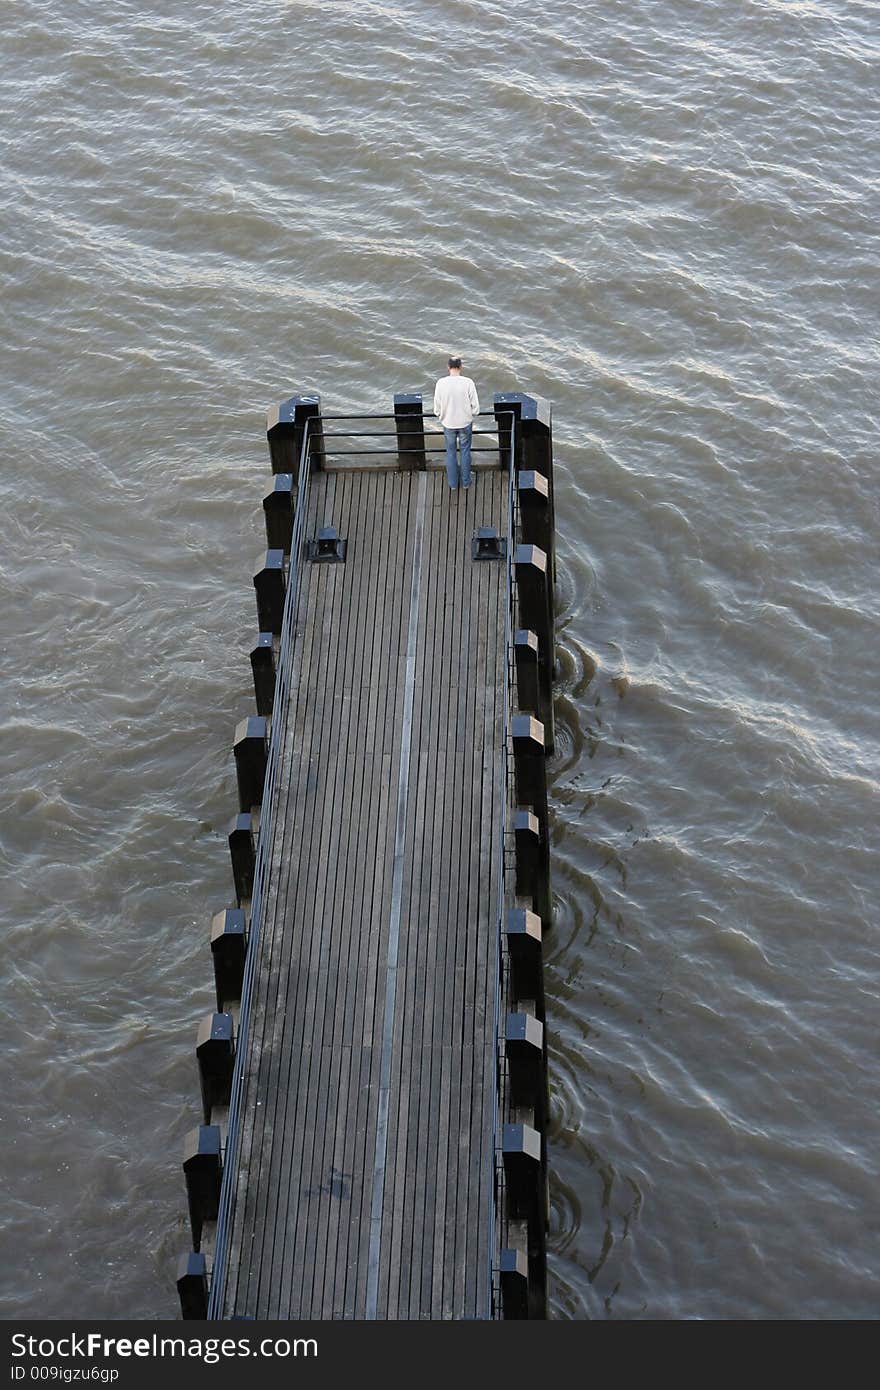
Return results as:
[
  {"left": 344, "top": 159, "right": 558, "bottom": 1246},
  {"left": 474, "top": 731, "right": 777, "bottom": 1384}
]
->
[{"left": 448, "top": 356, "right": 462, "bottom": 374}]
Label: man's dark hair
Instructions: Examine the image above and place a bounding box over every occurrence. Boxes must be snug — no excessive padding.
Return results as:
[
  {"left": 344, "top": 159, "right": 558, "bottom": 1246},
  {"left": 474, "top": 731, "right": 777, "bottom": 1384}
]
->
[{"left": 448, "top": 356, "right": 462, "bottom": 368}]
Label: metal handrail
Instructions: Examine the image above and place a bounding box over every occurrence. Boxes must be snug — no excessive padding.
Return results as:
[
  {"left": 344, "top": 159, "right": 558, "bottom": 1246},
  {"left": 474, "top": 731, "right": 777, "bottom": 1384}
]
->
[
  {"left": 486, "top": 409, "right": 519, "bottom": 1317},
  {"left": 316, "top": 409, "right": 504, "bottom": 421},
  {"left": 207, "top": 416, "right": 318, "bottom": 1318}
]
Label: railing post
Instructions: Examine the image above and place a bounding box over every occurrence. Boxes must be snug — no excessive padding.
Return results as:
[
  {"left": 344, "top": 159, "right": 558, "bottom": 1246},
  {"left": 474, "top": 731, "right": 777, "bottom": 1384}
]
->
[{"left": 394, "top": 393, "right": 426, "bottom": 470}]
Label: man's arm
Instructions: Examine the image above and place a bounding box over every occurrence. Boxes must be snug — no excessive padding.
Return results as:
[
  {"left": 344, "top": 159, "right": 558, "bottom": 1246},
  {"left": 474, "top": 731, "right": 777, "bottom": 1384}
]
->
[
  {"left": 433, "top": 380, "right": 443, "bottom": 418},
  {"left": 469, "top": 380, "right": 480, "bottom": 417}
]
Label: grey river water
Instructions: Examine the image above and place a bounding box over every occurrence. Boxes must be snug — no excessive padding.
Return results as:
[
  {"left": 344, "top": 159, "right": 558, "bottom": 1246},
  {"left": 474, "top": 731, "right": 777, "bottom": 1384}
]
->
[{"left": 2, "top": 0, "right": 878, "bottom": 1319}]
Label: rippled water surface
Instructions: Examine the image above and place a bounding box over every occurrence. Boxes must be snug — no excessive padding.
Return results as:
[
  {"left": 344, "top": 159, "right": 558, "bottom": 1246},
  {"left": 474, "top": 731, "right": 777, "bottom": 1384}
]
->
[{"left": 2, "top": 0, "right": 878, "bottom": 1319}]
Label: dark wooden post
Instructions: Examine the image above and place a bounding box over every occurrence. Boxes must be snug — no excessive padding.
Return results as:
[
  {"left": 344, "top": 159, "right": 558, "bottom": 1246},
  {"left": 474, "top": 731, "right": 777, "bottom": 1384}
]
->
[
  {"left": 505, "top": 1013, "right": 545, "bottom": 1123},
  {"left": 518, "top": 471, "right": 552, "bottom": 570},
  {"left": 494, "top": 391, "right": 555, "bottom": 576},
  {"left": 228, "top": 811, "right": 255, "bottom": 906},
  {"left": 513, "top": 808, "right": 541, "bottom": 902},
  {"left": 502, "top": 1123, "right": 542, "bottom": 1220},
  {"left": 177, "top": 1251, "right": 209, "bottom": 1320},
  {"left": 263, "top": 473, "right": 294, "bottom": 553},
  {"left": 505, "top": 907, "right": 544, "bottom": 1012},
  {"left": 499, "top": 1247, "right": 530, "bottom": 1319},
  {"left": 253, "top": 549, "right": 286, "bottom": 635},
  {"left": 182, "top": 1124, "right": 222, "bottom": 1248},
  {"left": 514, "top": 629, "right": 539, "bottom": 716},
  {"left": 233, "top": 715, "right": 268, "bottom": 812},
  {"left": 250, "top": 632, "right": 276, "bottom": 716},
  {"left": 512, "top": 715, "right": 546, "bottom": 814},
  {"left": 512, "top": 716, "right": 552, "bottom": 926},
  {"left": 211, "top": 907, "right": 247, "bottom": 1011},
  {"left": 266, "top": 394, "right": 321, "bottom": 479},
  {"left": 394, "top": 393, "right": 426, "bottom": 470},
  {"left": 514, "top": 545, "right": 551, "bottom": 657},
  {"left": 502, "top": 1122, "right": 548, "bottom": 1320},
  {"left": 196, "top": 1012, "right": 235, "bottom": 1122}
]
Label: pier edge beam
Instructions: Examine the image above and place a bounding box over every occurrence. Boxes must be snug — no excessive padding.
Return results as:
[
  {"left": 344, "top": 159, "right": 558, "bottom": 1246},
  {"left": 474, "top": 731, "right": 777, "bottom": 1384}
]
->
[
  {"left": 233, "top": 715, "right": 268, "bottom": 812},
  {"left": 394, "top": 393, "right": 427, "bottom": 470},
  {"left": 266, "top": 393, "right": 321, "bottom": 480},
  {"left": 263, "top": 473, "right": 294, "bottom": 553}
]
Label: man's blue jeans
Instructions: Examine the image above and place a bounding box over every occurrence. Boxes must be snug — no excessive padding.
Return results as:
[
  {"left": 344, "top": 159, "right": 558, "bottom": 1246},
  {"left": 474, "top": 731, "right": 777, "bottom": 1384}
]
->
[{"left": 443, "top": 424, "right": 473, "bottom": 488}]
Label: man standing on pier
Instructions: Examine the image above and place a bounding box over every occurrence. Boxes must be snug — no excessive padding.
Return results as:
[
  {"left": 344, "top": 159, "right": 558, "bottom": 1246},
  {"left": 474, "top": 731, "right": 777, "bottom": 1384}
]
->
[{"left": 434, "top": 356, "right": 480, "bottom": 490}]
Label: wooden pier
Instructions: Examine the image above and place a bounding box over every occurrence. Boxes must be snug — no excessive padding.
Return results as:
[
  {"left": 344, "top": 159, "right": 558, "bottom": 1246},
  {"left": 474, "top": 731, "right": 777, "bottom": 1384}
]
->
[{"left": 176, "top": 392, "right": 557, "bottom": 1320}]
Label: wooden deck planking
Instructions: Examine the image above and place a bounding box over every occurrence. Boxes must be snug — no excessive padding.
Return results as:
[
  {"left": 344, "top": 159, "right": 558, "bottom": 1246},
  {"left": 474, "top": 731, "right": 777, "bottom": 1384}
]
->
[{"left": 219, "top": 466, "right": 508, "bottom": 1320}]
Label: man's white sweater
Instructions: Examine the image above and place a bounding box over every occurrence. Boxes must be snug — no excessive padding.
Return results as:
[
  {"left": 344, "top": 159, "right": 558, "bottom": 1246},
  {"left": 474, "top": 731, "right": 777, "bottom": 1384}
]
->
[{"left": 433, "top": 374, "right": 480, "bottom": 429}]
